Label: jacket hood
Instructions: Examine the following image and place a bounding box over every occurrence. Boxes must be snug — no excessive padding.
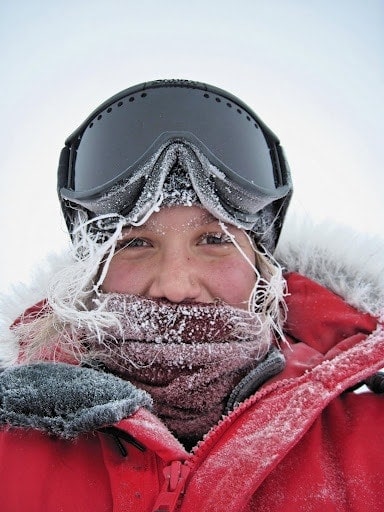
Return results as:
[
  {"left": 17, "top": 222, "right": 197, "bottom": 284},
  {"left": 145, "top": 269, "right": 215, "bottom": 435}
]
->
[{"left": 1, "top": 214, "right": 383, "bottom": 367}]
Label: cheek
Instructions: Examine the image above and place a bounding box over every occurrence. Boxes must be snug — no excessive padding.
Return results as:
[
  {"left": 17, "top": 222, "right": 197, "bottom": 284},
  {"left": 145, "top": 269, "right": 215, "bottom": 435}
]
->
[
  {"left": 101, "top": 259, "right": 145, "bottom": 294},
  {"left": 203, "top": 257, "right": 256, "bottom": 308}
]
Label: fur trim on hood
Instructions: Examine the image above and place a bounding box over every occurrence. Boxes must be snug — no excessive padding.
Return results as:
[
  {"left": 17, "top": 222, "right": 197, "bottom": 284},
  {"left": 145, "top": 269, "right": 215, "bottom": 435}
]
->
[
  {"left": 1, "top": 214, "right": 383, "bottom": 367},
  {"left": 275, "top": 215, "right": 384, "bottom": 317}
]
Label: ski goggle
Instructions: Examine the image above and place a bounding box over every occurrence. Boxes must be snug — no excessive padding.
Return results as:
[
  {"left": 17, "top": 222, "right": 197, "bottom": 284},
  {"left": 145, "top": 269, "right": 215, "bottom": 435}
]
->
[{"left": 59, "top": 80, "right": 290, "bottom": 198}]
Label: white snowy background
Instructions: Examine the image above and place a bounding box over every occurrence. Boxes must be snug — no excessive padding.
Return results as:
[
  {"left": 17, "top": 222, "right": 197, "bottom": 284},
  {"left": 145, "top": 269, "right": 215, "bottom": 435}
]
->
[{"left": 0, "top": 0, "right": 383, "bottom": 294}]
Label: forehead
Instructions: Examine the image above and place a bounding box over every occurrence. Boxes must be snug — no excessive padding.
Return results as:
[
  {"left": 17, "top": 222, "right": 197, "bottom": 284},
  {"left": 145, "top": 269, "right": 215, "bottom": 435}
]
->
[{"left": 128, "top": 206, "right": 221, "bottom": 233}]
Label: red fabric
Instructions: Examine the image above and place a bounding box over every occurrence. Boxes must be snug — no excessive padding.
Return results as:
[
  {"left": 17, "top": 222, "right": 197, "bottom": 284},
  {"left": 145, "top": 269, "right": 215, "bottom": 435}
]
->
[
  {"left": 1, "top": 272, "right": 384, "bottom": 511},
  {"left": 248, "top": 394, "right": 384, "bottom": 511},
  {"left": 283, "top": 273, "right": 377, "bottom": 353},
  {"left": 11, "top": 299, "right": 49, "bottom": 328}
]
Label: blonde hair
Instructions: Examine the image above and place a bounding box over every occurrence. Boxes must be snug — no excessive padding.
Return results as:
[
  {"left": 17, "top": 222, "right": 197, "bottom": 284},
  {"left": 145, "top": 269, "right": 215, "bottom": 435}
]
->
[{"left": 13, "top": 210, "right": 287, "bottom": 365}]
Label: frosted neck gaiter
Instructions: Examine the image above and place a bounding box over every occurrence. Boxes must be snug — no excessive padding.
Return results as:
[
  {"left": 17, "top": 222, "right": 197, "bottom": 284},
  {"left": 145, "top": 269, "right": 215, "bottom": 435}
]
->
[{"left": 86, "top": 293, "right": 283, "bottom": 447}]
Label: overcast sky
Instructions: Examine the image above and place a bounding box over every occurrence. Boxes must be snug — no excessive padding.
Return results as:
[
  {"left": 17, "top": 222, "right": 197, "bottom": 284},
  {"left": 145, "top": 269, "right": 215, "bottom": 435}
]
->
[{"left": 0, "top": 0, "right": 383, "bottom": 294}]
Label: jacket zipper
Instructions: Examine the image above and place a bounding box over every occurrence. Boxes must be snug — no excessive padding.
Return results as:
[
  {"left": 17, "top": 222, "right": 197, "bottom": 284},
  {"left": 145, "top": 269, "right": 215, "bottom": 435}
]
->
[
  {"left": 151, "top": 460, "right": 191, "bottom": 512},
  {"left": 148, "top": 379, "right": 297, "bottom": 512},
  {"left": 187, "top": 376, "right": 292, "bottom": 471},
  {"left": 148, "top": 379, "right": 296, "bottom": 512},
  {"left": 147, "top": 384, "right": 270, "bottom": 512}
]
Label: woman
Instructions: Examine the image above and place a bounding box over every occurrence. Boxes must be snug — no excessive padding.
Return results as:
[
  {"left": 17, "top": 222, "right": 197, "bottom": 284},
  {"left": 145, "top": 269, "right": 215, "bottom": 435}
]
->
[{"left": 0, "top": 79, "right": 383, "bottom": 511}]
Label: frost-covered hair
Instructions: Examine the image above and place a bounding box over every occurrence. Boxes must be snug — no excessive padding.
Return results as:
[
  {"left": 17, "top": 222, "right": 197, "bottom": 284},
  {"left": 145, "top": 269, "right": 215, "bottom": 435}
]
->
[{"left": 13, "top": 204, "right": 287, "bottom": 365}]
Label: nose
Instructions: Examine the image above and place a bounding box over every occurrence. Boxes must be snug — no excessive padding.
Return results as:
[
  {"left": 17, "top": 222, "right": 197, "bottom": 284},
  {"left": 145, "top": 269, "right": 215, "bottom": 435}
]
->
[{"left": 148, "top": 250, "right": 202, "bottom": 303}]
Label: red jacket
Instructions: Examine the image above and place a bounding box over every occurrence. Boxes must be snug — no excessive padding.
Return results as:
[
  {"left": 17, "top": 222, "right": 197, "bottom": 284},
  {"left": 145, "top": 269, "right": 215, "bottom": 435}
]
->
[{"left": 1, "top": 272, "right": 384, "bottom": 511}]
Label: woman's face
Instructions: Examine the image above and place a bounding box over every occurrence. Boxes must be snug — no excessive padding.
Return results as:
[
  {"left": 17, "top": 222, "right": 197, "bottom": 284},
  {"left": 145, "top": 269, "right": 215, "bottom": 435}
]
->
[{"left": 102, "top": 206, "right": 256, "bottom": 309}]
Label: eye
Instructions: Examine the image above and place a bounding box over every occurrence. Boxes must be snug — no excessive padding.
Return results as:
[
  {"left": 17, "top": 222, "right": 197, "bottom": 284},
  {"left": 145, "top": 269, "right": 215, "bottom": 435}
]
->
[
  {"left": 198, "top": 232, "right": 233, "bottom": 245},
  {"left": 116, "top": 237, "right": 152, "bottom": 250}
]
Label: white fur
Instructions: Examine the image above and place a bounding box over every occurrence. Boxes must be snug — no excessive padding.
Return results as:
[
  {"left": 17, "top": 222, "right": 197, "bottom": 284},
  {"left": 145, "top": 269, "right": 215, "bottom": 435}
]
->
[
  {"left": 0, "top": 249, "right": 73, "bottom": 365},
  {"left": 275, "top": 213, "right": 384, "bottom": 317}
]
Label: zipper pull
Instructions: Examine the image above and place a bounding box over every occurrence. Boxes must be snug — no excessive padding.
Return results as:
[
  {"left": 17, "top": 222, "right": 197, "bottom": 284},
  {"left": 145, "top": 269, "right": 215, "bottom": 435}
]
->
[{"left": 152, "top": 460, "right": 190, "bottom": 512}]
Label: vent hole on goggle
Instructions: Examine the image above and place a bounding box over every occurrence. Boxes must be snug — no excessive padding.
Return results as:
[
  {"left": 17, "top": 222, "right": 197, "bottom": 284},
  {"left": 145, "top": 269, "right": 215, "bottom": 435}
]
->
[
  {"left": 87, "top": 89, "right": 260, "bottom": 133},
  {"left": 88, "top": 93, "right": 150, "bottom": 129},
  {"left": 202, "top": 91, "right": 260, "bottom": 130}
]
